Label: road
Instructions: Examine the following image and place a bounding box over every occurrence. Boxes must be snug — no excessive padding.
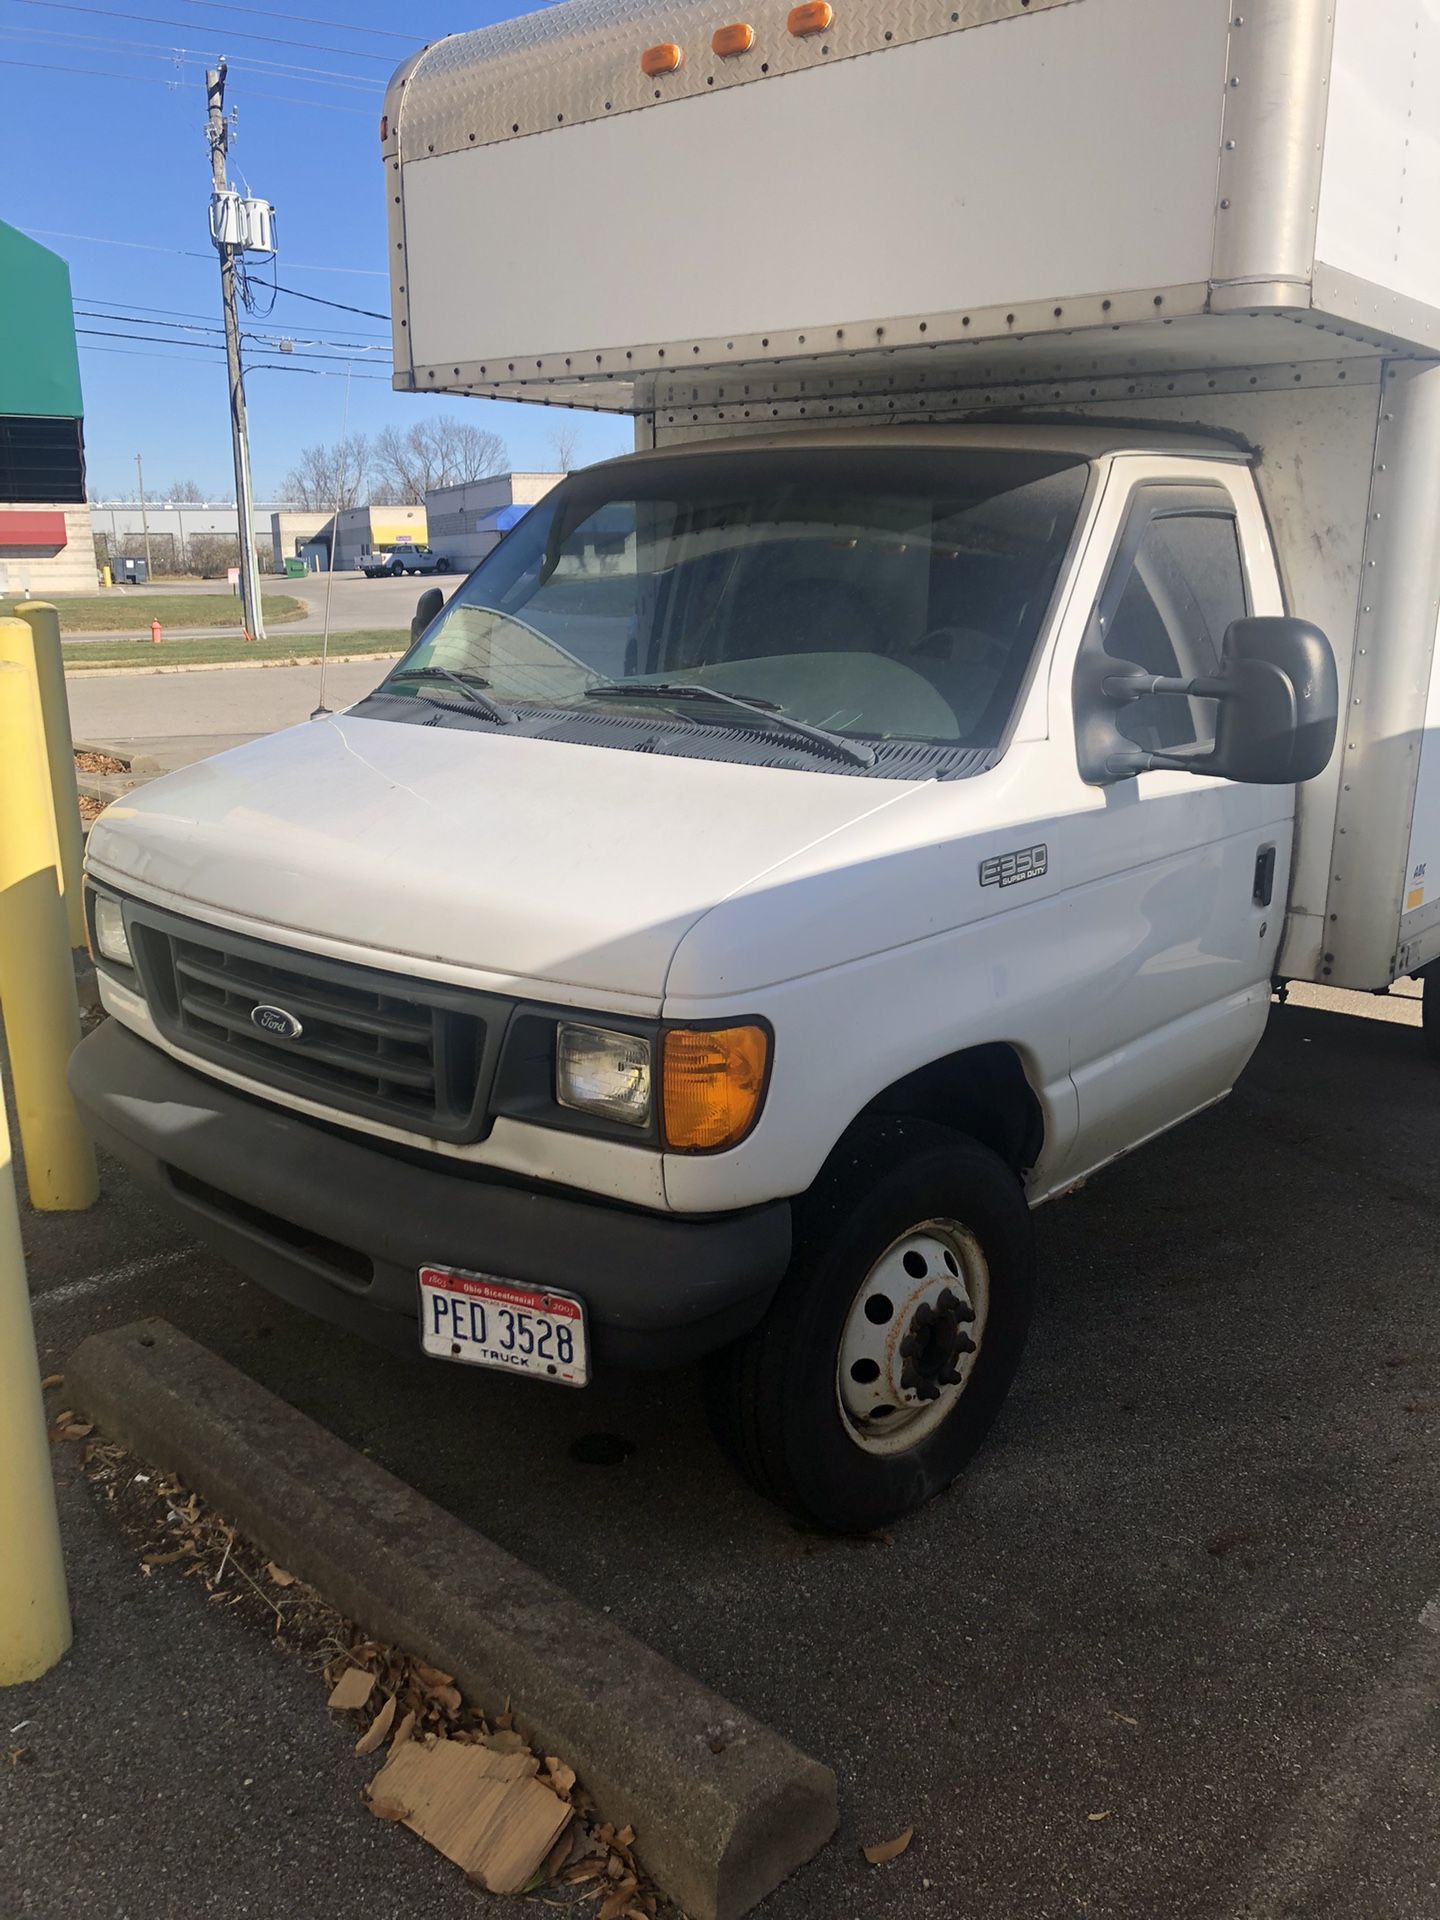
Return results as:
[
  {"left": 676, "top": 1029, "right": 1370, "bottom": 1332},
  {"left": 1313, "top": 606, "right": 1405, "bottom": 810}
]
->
[{"left": 8, "top": 979, "right": 1440, "bottom": 1918}]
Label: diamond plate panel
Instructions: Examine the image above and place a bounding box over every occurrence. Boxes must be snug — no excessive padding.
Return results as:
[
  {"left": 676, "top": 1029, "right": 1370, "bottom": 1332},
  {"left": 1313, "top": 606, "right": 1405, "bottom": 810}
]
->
[{"left": 394, "top": 0, "right": 1078, "bottom": 161}]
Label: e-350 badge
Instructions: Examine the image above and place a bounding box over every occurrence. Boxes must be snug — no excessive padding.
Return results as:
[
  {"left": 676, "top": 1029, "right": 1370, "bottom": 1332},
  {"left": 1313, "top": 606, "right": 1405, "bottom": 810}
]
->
[{"left": 979, "top": 844, "right": 1048, "bottom": 889}]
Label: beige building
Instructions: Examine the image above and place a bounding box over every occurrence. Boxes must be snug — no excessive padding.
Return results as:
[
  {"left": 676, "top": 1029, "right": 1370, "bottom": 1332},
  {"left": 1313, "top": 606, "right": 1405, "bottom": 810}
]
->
[
  {"left": 270, "top": 510, "right": 335, "bottom": 570},
  {"left": 423, "top": 472, "right": 562, "bottom": 571},
  {"left": 333, "top": 504, "right": 428, "bottom": 571}
]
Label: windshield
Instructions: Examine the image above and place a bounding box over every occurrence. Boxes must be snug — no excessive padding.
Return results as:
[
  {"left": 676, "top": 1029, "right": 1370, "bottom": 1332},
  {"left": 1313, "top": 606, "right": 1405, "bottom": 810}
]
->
[{"left": 379, "top": 446, "right": 1088, "bottom": 759}]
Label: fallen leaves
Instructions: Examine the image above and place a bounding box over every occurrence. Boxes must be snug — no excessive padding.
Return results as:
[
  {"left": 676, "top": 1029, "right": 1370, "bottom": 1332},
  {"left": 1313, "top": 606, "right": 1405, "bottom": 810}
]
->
[
  {"left": 354, "top": 1694, "right": 396, "bottom": 1757},
  {"left": 1088, "top": 1810, "right": 1112, "bottom": 1823},
  {"left": 40, "top": 1374, "right": 63, "bottom": 1391},
  {"left": 63, "top": 1414, "right": 659, "bottom": 1915},
  {"left": 862, "top": 1826, "right": 914, "bottom": 1865}
]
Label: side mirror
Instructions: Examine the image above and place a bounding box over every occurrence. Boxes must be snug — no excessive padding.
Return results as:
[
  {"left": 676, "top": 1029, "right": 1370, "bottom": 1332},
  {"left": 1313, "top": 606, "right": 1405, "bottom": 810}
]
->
[
  {"left": 411, "top": 586, "right": 444, "bottom": 645},
  {"left": 1076, "top": 615, "right": 1338, "bottom": 786}
]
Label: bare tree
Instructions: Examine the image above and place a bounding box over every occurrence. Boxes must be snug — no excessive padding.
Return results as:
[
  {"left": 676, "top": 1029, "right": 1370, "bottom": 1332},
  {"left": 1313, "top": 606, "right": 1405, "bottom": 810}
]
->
[
  {"left": 166, "top": 478, "right": 207, "bottom": 502},
  {"left": 370, "top": 415, "right": 508, "bottom": 501},
  {"left": 547, "top": 419, "right": 581, "bottom": 473},
  {"left": 282, "top": 435, "right": 372, "bottom": 511}
]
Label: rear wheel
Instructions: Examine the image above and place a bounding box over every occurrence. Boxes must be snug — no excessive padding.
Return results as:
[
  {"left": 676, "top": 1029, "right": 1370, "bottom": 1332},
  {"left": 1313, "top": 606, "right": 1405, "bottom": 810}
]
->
[
  {"left": 435, "top": 558, "right": 451, "bottom": 573},
  {"left": 389, "top": 560, "right": 405, "bottom": 577},
  {"left": 704, "top": 1118, "right": 1034, "bottom": 1533}
]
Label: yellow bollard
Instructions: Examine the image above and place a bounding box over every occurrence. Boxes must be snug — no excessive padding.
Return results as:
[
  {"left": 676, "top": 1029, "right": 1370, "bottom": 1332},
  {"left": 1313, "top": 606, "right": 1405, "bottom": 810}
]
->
[
  {"left": 0, "top": 1089, "right": 72, "bottom": 1684},
  {"left": 0, "top": 642, "right": 99, "bottom": 1212},
  {"left": 8, "top": 604, "right": 87, "bottom": 950}
]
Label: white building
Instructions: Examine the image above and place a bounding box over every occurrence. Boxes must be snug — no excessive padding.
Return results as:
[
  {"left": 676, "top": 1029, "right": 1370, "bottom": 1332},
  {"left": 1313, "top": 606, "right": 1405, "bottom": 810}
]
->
[{"left": 423, "top": 472, "right": 563, "bottom": 571}]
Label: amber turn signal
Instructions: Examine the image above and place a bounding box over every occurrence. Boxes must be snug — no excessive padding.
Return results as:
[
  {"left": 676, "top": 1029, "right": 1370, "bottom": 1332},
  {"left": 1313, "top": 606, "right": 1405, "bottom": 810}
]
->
[
  {"left": 787, "top": 2, "right": 833, "bottom": 35},
  {"left": 711, "top": 22, "right": 755, "bottom": 55},
  {"left": 641, "top": 42, "right": 684, "bottom": 75},
  {"left": 662, "top": 1025, "right": 769, "bottom": 1152},
  {"left": 379, "top": 113, "right": 388, "bottom": 142}
]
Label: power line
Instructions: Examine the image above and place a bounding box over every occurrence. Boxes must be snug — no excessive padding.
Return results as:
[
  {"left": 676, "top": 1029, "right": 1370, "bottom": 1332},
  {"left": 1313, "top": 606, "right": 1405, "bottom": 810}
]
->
[
  {"left": 76, "top": 305, "right": 392, "bottom": 352},
  {"left": 78, "top": 341, "right": 391, "bottom": 378},
  {"left": 77, "top": 325, "right": 391, "bottom": 370},
  {"left": 270, "top": 281, "right": 389, "bottom": 320},
  {"left": 14, "top": 0, "right": 396, "bottom": 63},
  {"left": 77, "top": 289, "right": 395, "bottom": 339},
  {"left": 10, "top": 24, "right": 385, "bottom": 88},
  {"left": 25, "top": 226, "right": 389, "bottom": 277},
  {"left": 177, "top": 0, "right": 439, "bottom": 44},
  {"left": 0, "top": 54, "right": 372, "bottom": 110}
]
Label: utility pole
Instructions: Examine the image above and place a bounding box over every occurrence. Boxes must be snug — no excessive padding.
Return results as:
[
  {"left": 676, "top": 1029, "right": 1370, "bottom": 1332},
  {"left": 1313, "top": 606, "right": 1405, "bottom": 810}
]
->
[
  {"left": 133, "top": 452, "right": 153, "bottom": 578},
  {"left": 205, "top": 62, "right": 266, "bottom": 642}
]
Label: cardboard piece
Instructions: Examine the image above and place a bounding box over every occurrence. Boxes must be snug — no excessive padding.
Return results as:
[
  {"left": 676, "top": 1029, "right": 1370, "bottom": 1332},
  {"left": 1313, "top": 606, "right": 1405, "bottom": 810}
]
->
[
  {"left": 367, "top": 1738, "right": 572, "bottom": 1893},
  {"left": 327, "top": 1666, "right": 375, "bottom": 1711}
]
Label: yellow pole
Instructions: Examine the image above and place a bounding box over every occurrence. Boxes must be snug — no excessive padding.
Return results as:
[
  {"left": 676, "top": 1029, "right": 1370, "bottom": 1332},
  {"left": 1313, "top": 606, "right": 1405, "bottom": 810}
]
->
[
  {"left": 0, "top": 1087, "right": 72, "bottom": 1684},
  {"left": 8, "top": 604, "right": 87, "bottom": 949},
  {"left": 0, "top": 642, "right": 99, "bottom": 1211}
]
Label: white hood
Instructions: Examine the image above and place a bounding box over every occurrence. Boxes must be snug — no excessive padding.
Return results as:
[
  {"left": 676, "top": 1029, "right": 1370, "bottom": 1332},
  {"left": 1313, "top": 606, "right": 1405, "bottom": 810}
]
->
[{"left": 86, "top": 714, "right": 920, "bottom": 1005}]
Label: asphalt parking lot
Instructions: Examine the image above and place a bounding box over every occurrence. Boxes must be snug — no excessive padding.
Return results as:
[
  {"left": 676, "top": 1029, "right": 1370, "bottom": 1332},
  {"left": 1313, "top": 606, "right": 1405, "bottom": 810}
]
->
[{"left": 9, "top": 982, "right": 1440, "bottom": 1919}]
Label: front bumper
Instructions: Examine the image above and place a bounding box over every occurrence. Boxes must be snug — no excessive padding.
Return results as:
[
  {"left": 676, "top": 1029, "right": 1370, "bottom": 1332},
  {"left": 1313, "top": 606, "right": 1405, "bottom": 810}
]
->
[{"left": 70, "top": 1020, "right": 792, "bottom": 1370}]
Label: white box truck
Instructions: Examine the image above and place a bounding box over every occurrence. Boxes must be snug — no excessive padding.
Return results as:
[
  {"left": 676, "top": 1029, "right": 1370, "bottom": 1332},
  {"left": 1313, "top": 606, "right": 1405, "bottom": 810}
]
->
[{"left": 74, "top": 0, "right": 1440, "bottom": 1531}]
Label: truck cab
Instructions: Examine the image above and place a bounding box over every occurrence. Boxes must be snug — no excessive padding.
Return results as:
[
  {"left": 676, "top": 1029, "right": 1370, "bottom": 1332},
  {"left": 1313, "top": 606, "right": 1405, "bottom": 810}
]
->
[{"left": 74, "top": 422, "right": 1336, "bottom": 1531}]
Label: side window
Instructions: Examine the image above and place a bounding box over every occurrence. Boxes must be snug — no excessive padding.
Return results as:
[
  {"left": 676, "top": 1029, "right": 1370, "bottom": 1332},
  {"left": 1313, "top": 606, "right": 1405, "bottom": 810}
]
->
[{"left": 1106, "top": 511, "right": 1248, "bottom": 753}]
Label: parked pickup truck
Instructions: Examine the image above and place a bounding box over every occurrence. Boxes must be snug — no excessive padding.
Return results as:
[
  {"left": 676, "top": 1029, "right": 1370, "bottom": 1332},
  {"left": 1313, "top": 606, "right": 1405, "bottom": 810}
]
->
[
  {"left": 73, "top": 0, "right": 1440, "bottom": 1532},
  {"left": 358, "top": 546, "right": 451, "bottom": 577}
]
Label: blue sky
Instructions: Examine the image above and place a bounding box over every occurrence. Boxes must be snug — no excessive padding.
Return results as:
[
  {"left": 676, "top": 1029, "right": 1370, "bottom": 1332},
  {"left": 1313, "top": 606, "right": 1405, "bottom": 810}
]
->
[{"left": 1, "top": 0, "right": 632, "bottom": 499}]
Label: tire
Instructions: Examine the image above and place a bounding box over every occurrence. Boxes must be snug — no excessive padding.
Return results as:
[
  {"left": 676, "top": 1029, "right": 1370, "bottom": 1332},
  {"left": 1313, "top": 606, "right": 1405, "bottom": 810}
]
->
[
  {"left": 704, "top": 1117, "right": 1035, "bottom": 1534},
  {"left": 435, "top": 559, "right": 451, "bottom": 573},
  {"left": 389, "top": 561, "right": 405, "bottom": 577},
  {"left": 1423, "top": 971, "right": 1440, "bottom": 1062}
]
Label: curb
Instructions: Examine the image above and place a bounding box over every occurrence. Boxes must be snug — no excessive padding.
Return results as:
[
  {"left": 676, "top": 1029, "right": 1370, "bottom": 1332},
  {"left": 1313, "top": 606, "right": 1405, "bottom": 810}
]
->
[
  {"left": 64, "top": 650, "right": 402, "bottom": 679},
  {"left": 68, "top": 1320, "right": 838, "bottom": 1920}
]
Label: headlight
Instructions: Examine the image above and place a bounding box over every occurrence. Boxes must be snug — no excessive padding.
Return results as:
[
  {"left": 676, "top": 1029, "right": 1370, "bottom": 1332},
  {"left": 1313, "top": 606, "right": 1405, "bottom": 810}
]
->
[
  {"left": 92, "top": 893, "right": 133, "bottom": 968},
  {"left": 555, "top": 1023, "right": 653, "bottom": 1127}
]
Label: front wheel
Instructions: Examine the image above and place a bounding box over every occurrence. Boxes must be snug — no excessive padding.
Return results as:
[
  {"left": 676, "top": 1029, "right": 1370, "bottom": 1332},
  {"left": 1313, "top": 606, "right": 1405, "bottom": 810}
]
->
[
  {"left": 389, "top": 560, "right": 405, "bottom": 577},
  {"left": 434, "top": 559, "right": 451, "bottom": 573},
  {"left": 704, "top": 1119, "right": 1034, "bottom": 1533}
]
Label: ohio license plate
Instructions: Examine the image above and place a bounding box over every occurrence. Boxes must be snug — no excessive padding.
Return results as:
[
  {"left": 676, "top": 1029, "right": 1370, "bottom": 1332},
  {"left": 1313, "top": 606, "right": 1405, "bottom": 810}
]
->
[{"left": 418, "top": 1266, "right": 589, "bottom": 1387}]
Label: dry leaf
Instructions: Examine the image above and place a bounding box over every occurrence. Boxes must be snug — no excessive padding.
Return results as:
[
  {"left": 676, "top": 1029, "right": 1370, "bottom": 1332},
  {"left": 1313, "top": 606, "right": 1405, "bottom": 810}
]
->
[
  {"left": 390, "top": 1709, "right": 417, "bottom": 1752},
  {"left": 328, "top": 1666, "right": 376, "bottom": 1712},
  {"left": 40, "top": 1374, "right": 62, "bottom": 1390},
  {"left": 481, "top": 1729, "right": 529, "bottom": 1754},
  {"left": 265, "top": 1562, "right": 296, "bottom": 1588},
  {"left": 544, "top": 1758, "right": 577, "bottom": 1798},
  {"left": 1088, "top": 1811, "right": 1111, "bottom": 1823},
  {"left": 61, "top": 1422, "right": 94, "bottom": 1440},
  {"left": 862, "top": 1826, "right": 914, "bottom": 1865},
  {"left": 599, "top": 1879, "right": 639, "bottom": 1920},
  {"left": 356, "top": 1694, "right": 397, "bottom": 1756},
  {"left": 141, "top": 1544, "right": 195, "bottom": 1568},
  {"left": 411, "top": 1661, "right": 455, "bottom": 1689}
]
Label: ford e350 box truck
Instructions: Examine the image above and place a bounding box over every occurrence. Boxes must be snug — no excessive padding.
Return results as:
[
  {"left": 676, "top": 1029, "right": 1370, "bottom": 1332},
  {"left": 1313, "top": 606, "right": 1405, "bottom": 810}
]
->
[{"left": 72, "top": 0, "right": 1440, "bottom": 1530}]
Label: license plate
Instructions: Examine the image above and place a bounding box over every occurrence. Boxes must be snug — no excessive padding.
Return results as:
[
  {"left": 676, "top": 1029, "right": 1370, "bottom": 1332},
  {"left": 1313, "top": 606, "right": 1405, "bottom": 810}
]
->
[{"left": 417, "top": 1266, "right": 589, "bottom": 1387}]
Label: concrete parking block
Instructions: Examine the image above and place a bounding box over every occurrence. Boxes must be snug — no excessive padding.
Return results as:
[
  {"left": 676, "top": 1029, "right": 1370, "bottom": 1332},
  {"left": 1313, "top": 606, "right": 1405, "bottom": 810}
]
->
[{"left": 68, "top": 1317, "right": 838, "bottom": 1920}]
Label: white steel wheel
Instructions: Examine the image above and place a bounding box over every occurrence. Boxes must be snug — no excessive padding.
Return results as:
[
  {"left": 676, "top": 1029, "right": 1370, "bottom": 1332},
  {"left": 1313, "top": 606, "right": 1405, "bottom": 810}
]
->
[{"left": 836, "top": 1218, "right": 990, "bottom": 1456}]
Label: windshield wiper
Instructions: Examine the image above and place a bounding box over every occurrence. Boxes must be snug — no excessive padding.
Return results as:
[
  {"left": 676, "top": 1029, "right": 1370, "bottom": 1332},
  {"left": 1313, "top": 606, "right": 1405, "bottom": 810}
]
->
[
  {"left": 582, "top": 681, "right": 876, "bottom": 769},
  {"left": 385, "top": 665, "right": 517, "bottom": 725}
]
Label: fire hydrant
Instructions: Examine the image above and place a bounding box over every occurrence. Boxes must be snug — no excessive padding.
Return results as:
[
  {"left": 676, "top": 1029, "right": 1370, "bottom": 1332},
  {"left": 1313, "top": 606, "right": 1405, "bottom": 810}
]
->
[{"left": 150, "top": 617, "right": 162, "bottom": 646}]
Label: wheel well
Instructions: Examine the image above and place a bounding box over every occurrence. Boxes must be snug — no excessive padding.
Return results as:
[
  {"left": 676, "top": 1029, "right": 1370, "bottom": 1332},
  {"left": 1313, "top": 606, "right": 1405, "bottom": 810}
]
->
[{"left": 857, "top": 1044, "right": 1044, "bottom": 1177}]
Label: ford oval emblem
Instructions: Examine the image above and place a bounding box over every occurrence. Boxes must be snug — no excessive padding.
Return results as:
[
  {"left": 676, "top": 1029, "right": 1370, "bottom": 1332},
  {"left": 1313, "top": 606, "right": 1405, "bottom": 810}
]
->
[{"left": 251, "top": 1004, "right": 304, "bottom": 1040}]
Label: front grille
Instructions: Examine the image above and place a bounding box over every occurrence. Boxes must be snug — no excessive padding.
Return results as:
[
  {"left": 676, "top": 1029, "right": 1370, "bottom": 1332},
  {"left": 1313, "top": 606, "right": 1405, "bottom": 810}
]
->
[{"left": 128, "top": 905, "right": 504, "bottom": 1143}]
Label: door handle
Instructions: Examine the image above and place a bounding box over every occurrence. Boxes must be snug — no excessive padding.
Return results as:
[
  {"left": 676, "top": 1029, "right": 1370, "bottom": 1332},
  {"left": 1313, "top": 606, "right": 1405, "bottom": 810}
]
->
[{"left": 1253, "top": 844, "right": 1277, "bottom": 908}]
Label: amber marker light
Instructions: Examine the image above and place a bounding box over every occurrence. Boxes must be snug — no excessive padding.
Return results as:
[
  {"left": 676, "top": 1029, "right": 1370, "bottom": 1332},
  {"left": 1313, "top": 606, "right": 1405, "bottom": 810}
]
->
[
  {"left": 712, "top": 22, "right": 756, "bottom": 55},
  {"left": 379, "top": 114, "right": 388, "bottom": 142},
  {"left": 787, "top": 2, "right": 833, "bottom": 35},
  {"left": 662, "top": 1025, "right": 770, "bottom": 1152},
  {"left": 641, "top": 42, "right": 685, "bottom": 75}
]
